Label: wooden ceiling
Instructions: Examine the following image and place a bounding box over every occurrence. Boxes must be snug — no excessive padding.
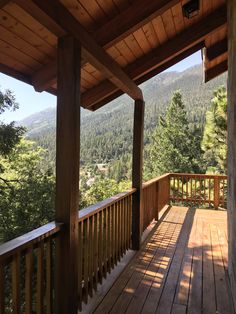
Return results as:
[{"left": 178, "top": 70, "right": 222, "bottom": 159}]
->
[{"left": 0, "top": 0, "right": 227, "bottom": 110}]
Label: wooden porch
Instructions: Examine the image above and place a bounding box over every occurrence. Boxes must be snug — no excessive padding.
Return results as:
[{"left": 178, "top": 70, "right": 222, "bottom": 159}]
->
[
  {"left": 90, "top": 206, "right": 233, "bottom": 314},
  {"left": 1, "top": 173, "right": 231, "bottom": 313},
  {"left": 0, "top": 0, "right": 235, "bottom": 313}
]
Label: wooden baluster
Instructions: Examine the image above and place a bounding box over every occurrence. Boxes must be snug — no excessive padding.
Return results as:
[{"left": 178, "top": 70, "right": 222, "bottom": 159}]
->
[
  {"left": 120, "top": 200, "right": 123, "bottom": 256},
  {"left": 123, "top": 198, "right": 127, "bottom": 251},
  {"left": 12, "top": 253, "right": 20, "bottom": 314},
  {"left": 208, "top": 179, "right": 211, "bottom": 206},
  {"left": 45, "top": 240, "right": 52, "bottom": 314},
  {"left": 186, "top": 177, "right": 189, "bottom": 202},
  {"left": 214, "top": 176, "right": 220, "bottom": 209},
  {"left": 78, "top": 221, "right": 83, "bottom": 310},
  {"left": 111, "top": 204, "right": 115, "bottom": 268},
  {"left": 36, "top": 242, "right": 44, "bottom": 314},
  {"left": 223, "top": 179, "right": 226, "bottom": 207},
  {"left": 129, "top": 195, "right": 132, "bottom": 248},
  {"left": 0, "top": 262, "right": 5, "bottom": 314},
  {"left": 104, "top": 207, "right": 108, "bottom": 278},
  {"left": 118, "top": 201, "right": 122, "bottom": 260},
  {"left": 155, "top": 181, "right": 159, "bottom": 221},
  {"left": 114, "top": 202, "right": 118, "bottom": 265},
  {"left": 89, "top": 216, "right": 94, "bottom": 297},
  {"left": 190, "top": 177, "right": 192, "bottom": 204},
  {"left": 93, "top": 214, "right": 98, "bottom": 291},
  {"left": 123, "top": 198, "right": 126, "bottom": 250},
  {"left": 125, "top": 197, "right": 129, "bottom": 250},
  {"left": 173, "top": 177, "right": 175, "bottom": 201},
  {"left": 83, "top": 218, "right": 89, "bottom": 303},
  {"left": 121, "top": 198, "right": 125, "bottom": 256},
  {"left": 98, "top": 211, "right": 103, "bottom": 284},
  {"left": 107, "top": 206, "right": 111, "bottom": 273},
  {"left": 203, "top": 178, "right": 206, "bottom": 206},
  {"left": 25, "top": 248, "right": 33, "bottom": 314}
]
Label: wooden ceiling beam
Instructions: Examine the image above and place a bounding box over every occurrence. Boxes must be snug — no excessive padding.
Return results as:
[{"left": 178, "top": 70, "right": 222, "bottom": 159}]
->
[
  {"left": 27, "top": 0, "right": 178, "bottom": 93},
  {"left": 27, "top": 0, "right": 143, "bottom": 101},
  {"left": 0, "top": 62, "right": 57, "bottom": 96},
  {"left": 204, "top": 59, "right": 228, "bottom": 82},
  {"left": 82, "top": 5, "right": 226, "bottom": 109},
  {"left": 206, "top": 37, "right": 228, "bottom": 61},
  {"left": 0, "top": 63, "right": 32, "bottom": 85},
  {"left": 0, "top": 0, "right": 10, "bottom": 8}
]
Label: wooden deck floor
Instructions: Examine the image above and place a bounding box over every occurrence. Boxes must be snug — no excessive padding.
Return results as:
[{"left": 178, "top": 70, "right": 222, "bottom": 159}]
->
[{"left": 92, "top": 206, "right": 234, "bottom": 314}]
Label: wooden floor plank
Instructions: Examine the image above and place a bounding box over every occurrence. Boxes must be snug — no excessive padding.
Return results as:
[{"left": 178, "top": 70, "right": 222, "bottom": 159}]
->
[
  {"left": 211, "top": 223, "right": 232, "bottom": 314},
  {"left": 187, "top": 217, "right": 203, "bottom": 314},
  {"left": 109, "top": 209, "right": 181, "bottom": 314},
  {"left": 171, "top": 303, "right": 187, "bottom": 314},
  {"left": 202, "top": 221, "right": 216, "bottom": 314},
  {"left": 94, "top": 208, "right": 177, "bottom": 313},
  {"left": 88, "top": 207, "right": 233, "bottom": 314},
  {"left": 126, "top": 209, "right": 186, "bottom": 313},
  {"left": 141, "top": 208, "right": 188, "bottom": 314},
  {"left": 156, "top": 209, "right": 194, "bottom": 314}
]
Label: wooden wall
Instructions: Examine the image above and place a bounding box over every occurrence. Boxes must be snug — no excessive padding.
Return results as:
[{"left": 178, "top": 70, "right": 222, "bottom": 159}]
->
[{"left": 227, "top": 0, "right": 236, "bottom": 307}]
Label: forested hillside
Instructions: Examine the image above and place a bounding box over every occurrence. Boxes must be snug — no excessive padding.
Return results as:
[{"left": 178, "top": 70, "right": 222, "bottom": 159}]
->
[
  {"left": 20, "top": 64, "right": 226, "bottom": 169},
  {"left": 0, "top": 64, "right": 227, "bottom": 242}
]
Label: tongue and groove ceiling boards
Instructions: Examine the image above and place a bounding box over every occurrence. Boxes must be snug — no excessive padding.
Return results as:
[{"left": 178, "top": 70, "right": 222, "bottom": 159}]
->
[{"left": 0, "top": 0, "right": 227, "bottom": 111}]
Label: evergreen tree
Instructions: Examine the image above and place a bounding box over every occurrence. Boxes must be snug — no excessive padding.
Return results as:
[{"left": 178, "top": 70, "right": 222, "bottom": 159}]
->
[
  {"left": 0, "top": 88, "right": 25, "bottom": 156},
  {"left": 202, "top": 86, "right": 227, "bottom": 173},
  {"left": 145, "top": 91, "right": 204, "bottom": 177}
]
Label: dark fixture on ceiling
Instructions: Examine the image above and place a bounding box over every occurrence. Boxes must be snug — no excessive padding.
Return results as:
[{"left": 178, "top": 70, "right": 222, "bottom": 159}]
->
[{"left": 182, "top": 0, "right": 200, "bottom": 19}]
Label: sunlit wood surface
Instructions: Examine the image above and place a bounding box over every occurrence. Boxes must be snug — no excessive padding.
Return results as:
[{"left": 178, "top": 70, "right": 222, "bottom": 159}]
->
[{"left": 92, "top": 206, "right": 234, "bottom": 314}]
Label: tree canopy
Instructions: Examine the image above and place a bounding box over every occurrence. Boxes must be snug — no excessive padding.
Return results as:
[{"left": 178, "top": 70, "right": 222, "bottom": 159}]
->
[
  {"left": 202, "top": 86, "right": 227, "bottom": 173},
  {"left": 145, "top": 91, "right": 204, "bottom": 178}
]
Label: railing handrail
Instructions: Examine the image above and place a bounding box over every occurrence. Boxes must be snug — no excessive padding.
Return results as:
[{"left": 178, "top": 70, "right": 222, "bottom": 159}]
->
[
  {"left": 0, "top": 222, "right": 61, "bottom": 262},
  {"left": 170, "top": 172, "right": 227, "bottom": 179},
  {"left": 142, "top": 173, "right": 170, "bottom": 189},
  {"left": 78, "top": 188, "right": 136, "bottom": 221}
]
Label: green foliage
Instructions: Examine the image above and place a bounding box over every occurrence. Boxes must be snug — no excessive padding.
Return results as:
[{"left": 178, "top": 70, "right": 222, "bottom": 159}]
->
[
  {"left": 145, "top": 91, "right": 204, "bottom": 178},
  {"left": 81, "top": 178, "right": 131, "bottom": 207},
  {"left": 0, "top": 139, "right": 55, "bottom": 242},
  {"left": 202, "top": 86, "right": 227, "bottom": 173},
  {"left": 0, "top": 88, "right": 55, "bottom": 243},
  {"left": 0, "top": 88, "right": 25, "bottom": 156}
]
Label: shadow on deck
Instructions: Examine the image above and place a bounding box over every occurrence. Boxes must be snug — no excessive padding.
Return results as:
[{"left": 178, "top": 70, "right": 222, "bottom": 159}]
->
[{"left": 82, "top": 206, "right": 234, "bottom": 314}]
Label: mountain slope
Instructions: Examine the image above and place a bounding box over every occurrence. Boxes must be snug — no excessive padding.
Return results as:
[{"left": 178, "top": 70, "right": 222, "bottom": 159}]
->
[{"left": 20, "top": 64, "right": 227, "bottom": 166}]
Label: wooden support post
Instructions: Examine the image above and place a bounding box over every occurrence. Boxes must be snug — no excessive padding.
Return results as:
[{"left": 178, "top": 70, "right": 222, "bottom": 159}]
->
[
  {"left": 132, "top": 99, "right": 145, "bottom": 250},
  {"left": 228, "top": 0, "right": 236, "bottom": 308},
  {"left": 214, "top": 176, "right": 220, "bottom": 209},
  {"left": 55, "top": 36, "right": 81, "bottom": 314}
]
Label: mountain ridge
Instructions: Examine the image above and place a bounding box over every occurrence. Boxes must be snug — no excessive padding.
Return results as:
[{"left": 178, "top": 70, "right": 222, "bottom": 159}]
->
[{"left": 19, "top": 64, "right": 227, "bottom": 166}]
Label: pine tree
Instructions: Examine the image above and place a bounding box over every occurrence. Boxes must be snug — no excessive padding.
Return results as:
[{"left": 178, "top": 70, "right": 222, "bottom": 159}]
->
[
  {"left": 145, "top": 91, "right": 204, "bottom": 177},
  {"left": 202, "top": 86, "right": 227, "bottom": 173}
]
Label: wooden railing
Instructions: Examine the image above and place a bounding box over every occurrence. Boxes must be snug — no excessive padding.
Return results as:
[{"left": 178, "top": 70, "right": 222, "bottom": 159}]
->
[
  {"left": 170, "top": 173, "right": 227, "bottom": 208},
  {"left": 142, "top": 174, "right": 170, "bottom": 231},
  {"left": 77, "top": 189, "right": 134, "bottom": 309},
  {"left": 0, "top": 173, "right": 227, "bottom": 312},
  {"left": 0, "top": 222, "right": 61, "bottom": 313}
]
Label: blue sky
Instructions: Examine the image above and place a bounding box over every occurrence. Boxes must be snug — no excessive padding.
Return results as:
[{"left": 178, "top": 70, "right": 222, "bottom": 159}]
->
[{"left": 0, "top": 51, "right": 202, "bottom": 123}]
